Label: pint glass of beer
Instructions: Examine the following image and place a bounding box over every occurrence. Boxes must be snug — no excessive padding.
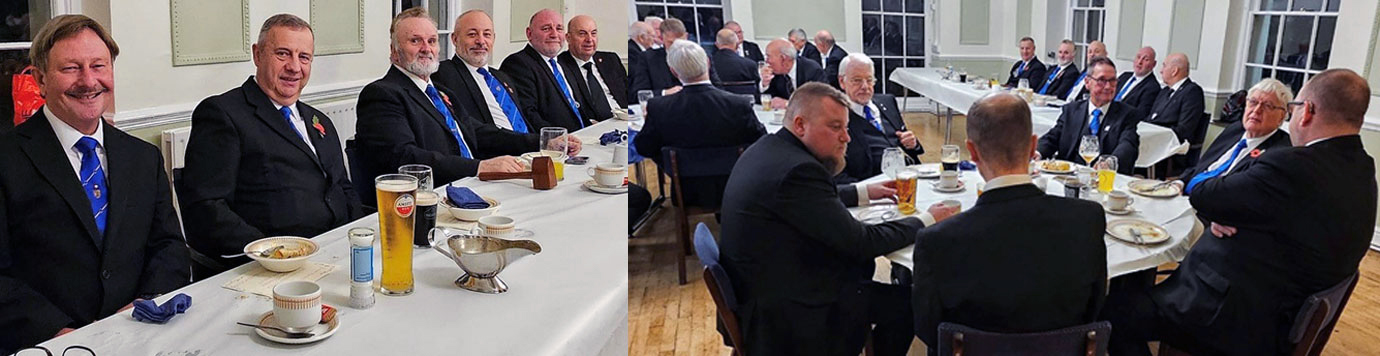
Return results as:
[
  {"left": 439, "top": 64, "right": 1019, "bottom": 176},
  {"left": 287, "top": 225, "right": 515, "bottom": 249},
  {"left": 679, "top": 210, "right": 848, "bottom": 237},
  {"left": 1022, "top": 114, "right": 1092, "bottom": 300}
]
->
[
  {"left": 897, "top": 169, "right": 919, "bottom": 215},
  {"left": 375, "top": 174, "right": 418, "bottom": 296},
  {"left": 413, "top": 191, "right": 439, "bottom": 248}
]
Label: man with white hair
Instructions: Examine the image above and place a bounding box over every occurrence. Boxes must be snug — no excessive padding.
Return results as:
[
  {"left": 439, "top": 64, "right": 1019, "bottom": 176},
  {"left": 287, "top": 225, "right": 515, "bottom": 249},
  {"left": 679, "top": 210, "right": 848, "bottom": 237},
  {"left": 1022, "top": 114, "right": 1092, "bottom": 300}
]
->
[
  {"left": 501, "top": 8, "right": 595, "bottom": 131},
  {"left": 644, "top": 16, "right": 664, "bottom": 49},
  {"left": 761, "top": 38, "right": 826, "bottom": 109},
  {"left": 724, "top": 21, "right": 763, "bottom": 62},
  {"left": 710, "top": 28, "right": 758, "bottom": 85},
  {"left": 835, "top": 53, "right": 923, "bottom": 183},
  {"left": 1146, "top": 52, "right": 1206, "bottom": 172},
  {"left": 628, "top": 21, "right": 654, "bottom": 59},
  {"left": 356, "top": 8, "right": 534, "bottom": 194},
  {"left": 633, "top": 39, "right": 764, "bottom": 209},
  {"left": 788, "top": 28, "right": 820, "bottom": 65},
  {"left": 1174, "top": 78, "right": 1292, "bottom": 195},
  {"left": 1037, "top": 40, "right": 1081, "bottom": 98},
  {"left": 631, "top": 18, "right": 720, "bottom": 97},
  {"left": 1115, "top": 46, "right": 1162, "bottom": 112}
]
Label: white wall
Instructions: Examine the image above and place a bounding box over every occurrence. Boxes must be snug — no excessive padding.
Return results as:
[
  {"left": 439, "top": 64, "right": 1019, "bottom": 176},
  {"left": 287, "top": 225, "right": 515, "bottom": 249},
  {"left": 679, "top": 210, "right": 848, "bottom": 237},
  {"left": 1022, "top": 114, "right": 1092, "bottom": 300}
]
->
[
  {"left": 686, "top": 0, "right": 862, "bottom": 56},
  {"left": 107, "top": 0, "right": 392, "bottom": 123}
]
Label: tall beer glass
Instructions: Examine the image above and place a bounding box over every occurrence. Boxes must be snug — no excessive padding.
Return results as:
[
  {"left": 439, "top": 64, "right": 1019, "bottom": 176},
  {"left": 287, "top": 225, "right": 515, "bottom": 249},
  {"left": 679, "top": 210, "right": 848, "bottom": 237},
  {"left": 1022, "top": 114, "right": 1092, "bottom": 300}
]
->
[
  {"left": 897, "top": 169, "right": 918, "bottom": 215},
  {"left": 375, "top": 174, "right": 418, "bottom": 296}
]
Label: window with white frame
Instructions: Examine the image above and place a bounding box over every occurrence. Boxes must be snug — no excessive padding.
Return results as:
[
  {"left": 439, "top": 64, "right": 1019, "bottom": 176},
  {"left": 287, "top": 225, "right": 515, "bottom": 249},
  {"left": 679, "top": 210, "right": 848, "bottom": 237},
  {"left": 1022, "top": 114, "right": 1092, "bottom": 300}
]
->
[
  {"left": 394, "top": 0, "right": 454, "bottom": 59},
  {"left": 633, "top": 0, "right": 724, "bottom": 47},
  {"left": 1069, "top": 0, "right": 1105, "bottom": 69},
  {"left": 1, "top": 0, "right": 52, "bottom": 131},
  {"left": 1242, "top": 0, "right": 1338, "bottom": 95},
  {"left": 862, "top": 0, "right": 926, "bottom": 96}
]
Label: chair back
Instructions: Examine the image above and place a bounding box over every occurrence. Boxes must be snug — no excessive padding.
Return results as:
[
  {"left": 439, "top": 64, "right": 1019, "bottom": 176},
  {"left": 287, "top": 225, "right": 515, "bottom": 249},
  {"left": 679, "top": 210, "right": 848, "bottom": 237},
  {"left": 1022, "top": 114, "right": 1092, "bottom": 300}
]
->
[
  {"left": 719, "top": 80, "right": 761, "bottom": 103},
  {"left": 694, "top": 223, "right": 746, "bottom": 355},
  {"left": 344, "top": 139, "right": 375, "bottom": 211},
  {"left": 1289, "top": 271, "right": 1360, "bottom": 356},
  {"left": 662, "top": 145, "right": 745, "bottom": 210},
  {"left": 937, "top": 321, "right": 1112, "bottom": 356},
  {"left": 1184, "top": 112, "right": 1213, "bottom": 168}
]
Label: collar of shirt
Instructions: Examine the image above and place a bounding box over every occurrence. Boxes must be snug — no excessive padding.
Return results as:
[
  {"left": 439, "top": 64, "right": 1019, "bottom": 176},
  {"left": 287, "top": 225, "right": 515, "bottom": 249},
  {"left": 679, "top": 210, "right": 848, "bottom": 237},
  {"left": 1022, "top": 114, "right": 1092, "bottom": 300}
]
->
[
  {"left": 272, "top": 101, "right": 301, "bottom": 121},
  {"left": 984, "top": 174, "right": 1033, "bottom": 191},
  {"left": 849, "top": 99, "right": 880, "bottom": 119},
  {"left": 1206, "top": 129, "right": 1280, "bottom": 172},
  {"left": 462, "top": 59, "right": 495, "bottom": 88},
  {"left": 638, "top": 43, "right": 648, "bottom": 52},
  {"left": 1307, "top": 135, "right": 1344, "bottom": 147},
  {"left": 1088, "top": 101, "right": 1110, "bottom": 117},
  {"left": 788, "top": 61, "right": 798, "bottom": 84},
  {"left": 44, "top": 105, "right": 106, "bottom": 176},
  {"left": 737, "top": 45, "right": 745, "bottom": 56},
  {"left": 1166, "top": 77, "right": 1186, "bottom": 92},
  {"left": 574, "top": 55, "right": 594, "bottom": 69},
  {"left": 685, "top": 80, "right": 713, "bottom": 86},
  {"left": 394, "top": 64, "right": 431, "bottom": 94}
]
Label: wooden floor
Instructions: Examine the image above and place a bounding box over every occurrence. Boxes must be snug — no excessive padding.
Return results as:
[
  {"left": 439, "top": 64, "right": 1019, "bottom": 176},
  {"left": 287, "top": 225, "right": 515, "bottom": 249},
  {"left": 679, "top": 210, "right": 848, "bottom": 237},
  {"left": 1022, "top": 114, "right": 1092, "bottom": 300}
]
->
[{"left": 627, "top": 111, "right": 1380, "bottom": 355}]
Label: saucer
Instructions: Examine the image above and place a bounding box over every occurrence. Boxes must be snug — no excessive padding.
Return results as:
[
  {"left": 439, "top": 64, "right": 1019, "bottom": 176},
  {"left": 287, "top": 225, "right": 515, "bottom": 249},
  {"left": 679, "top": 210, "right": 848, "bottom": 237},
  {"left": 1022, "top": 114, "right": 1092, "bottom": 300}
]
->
[
  {"left": 253, "top": 311, "right": 339, "bottom": 344},
  {"left": 1103, "top": 205, "right": 1136, "bottom": 215},
  {"left": 931, "top": 181, "right": 965, "bottom": 193},
  {"left": 583, "top": 180, "right": 628, "bottom": 194}
]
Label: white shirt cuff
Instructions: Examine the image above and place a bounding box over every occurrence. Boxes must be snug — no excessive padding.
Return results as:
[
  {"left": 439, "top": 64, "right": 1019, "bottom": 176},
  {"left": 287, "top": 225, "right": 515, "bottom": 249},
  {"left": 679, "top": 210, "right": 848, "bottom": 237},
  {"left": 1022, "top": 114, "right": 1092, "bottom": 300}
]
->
[
  {"left": 855, "top": 182, "right": 871, "bottom": 207},
  {"left": 918, "top": 212, "right": 936, "bottom": 227}
]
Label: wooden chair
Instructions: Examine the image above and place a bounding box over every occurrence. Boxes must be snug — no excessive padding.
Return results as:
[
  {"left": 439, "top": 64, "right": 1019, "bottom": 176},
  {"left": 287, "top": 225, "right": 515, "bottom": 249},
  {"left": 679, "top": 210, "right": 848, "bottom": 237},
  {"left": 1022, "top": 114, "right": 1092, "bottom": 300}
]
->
[
  {"left": 937, "top": 321, "right": 1112, "bottom": 356},
  {"left": 1159, "top": 271, "right": 1359, "bottom": 356},
  {"left": 662, "top": 145, "right": 745, "bottom": 284},
  {"left": 692, "top": 223, "right": 746, "bottom": 355}
]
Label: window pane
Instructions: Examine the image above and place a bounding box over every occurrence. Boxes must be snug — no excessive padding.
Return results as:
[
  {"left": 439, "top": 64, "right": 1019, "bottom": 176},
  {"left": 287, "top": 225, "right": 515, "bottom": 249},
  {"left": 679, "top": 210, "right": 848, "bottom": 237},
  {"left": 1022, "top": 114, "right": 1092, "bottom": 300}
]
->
[
  {"left": 884, "top": 15, "right": 904, "bottom": 56},
  {"left": 873, "top": 59, "right": 886, "bottom": 93},
  {"left": 1244, "top": 66, "right": 1268, "bottom": 90},
  {"left": 884, "top": 58, "right": 904, "bottom": 95},
  {"left": 1327, "top": 0, "right": 1340, "bottom": 12},
  {"left": 637, "top": 5, "right": 666, "bottom": 21},
  {"left": 1277, "top": 69, "right": 1306, "bottom": 94},
  {"left": 1262, "top": 0, "right": 1289, "bottom": 11},
  {"left": 1293, "top": 0, "right": 1324, "bottom": 11},
  {"left": 864, "top": 14, "right": 883, "bottom": 56},
  {"left": 863, "top": 0, "right": 881, "bottom": 11},
  {"left": 1, "top": 1, "right": 48, "bottom": 42},
  {"left": 1311, "top": 17, "right": 1335, "bottom": 70},
  {"left": 1278, "top": 15, "right": 1314, "bottom": 69},
  {"left": 696, "top": 7, "right": 724, "bottom": 47},
  {"left": 1247, "top": 15, "right": 1280, "bottom": 66},
  {"left": 906, "top": 16, "right": 925, "bottom": 57},
  {"left": 1075, "top": 45, "right": 1087, "bottom": 68},
  {"left": 1077, "top": 0, "right": 1091, "bottom": 7},
  {"left": 667, "top": 6, "right": 696, "bottom": 42},
  {"left": 1072, "top": 11, "right": 1086, "bottom": 44},
  {"left": 1087, "top": 11, "right": 1103, "bottom": 42},
  {"left": 1092, "top": 0, "right": 1106, "bottom": 7},
  {"left": 883, "top": 0, "right": 904, "bottom": 12},
  {"left": 697, "top": 0, "right": 722, "bottom": 4},
  {"left": 906, "top": 0, "right": 926, "bottom": 14}
]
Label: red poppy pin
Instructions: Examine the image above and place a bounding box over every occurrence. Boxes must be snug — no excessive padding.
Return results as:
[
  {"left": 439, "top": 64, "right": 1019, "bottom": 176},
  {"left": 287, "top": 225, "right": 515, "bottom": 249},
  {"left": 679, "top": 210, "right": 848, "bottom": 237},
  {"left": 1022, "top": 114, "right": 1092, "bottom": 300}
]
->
[
  {"left": 1249, "top": 149, "right": 1263, "bottom": 158},
  {"left": 312, "top": 115, "right": 326, "bottom": 136},
  {"left": 440, "top": 92, "right": 453, "bottom": 107}
]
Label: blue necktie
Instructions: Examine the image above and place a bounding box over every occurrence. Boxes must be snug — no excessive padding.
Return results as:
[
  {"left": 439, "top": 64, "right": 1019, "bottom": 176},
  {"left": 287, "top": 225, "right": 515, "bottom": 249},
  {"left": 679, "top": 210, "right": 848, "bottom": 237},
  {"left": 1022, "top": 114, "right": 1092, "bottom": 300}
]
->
[
  {"left": 549, "top": 59, "right": 585, "bottom": 128},
  {"left": 1115, "top": 76, "right": 1135, "bottom": 101},
  {"left": 1089, "top": 108, "right": 1103, "bottom": 136},
  {"left": 425, "top": 84, "right": 473, "bottom": 159},
  {"left": 477, "top": 67, "right": 530, "bottom": 134},
  {"left": 75, "top": 137, "right": 108, "bottom": 239},
  {"left": 279, "top": 106, "right": 306, "bottom": 140},
  {"left": 864, "top": 106, "right": 882, "bottom": 131},
  {"left": 1015, "top": 61, "right": 1028, "bottom": 77},
  {"left": 1066, "top": 72, "right": 1088, "bottom": 98},
  {"left": 1039, "top": 66, "right": 1062, "bottom": 94},
  {"left": 1185, "top": 139, "right": 1249, "bottom": 194}
]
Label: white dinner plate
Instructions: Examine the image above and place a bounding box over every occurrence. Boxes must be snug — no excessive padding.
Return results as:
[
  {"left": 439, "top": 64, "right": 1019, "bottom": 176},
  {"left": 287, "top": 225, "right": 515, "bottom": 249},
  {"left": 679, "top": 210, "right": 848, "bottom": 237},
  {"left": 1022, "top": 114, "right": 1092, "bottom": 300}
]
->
[{"left": 1105, "top": 219, "right": 1170, "bottom": 245}]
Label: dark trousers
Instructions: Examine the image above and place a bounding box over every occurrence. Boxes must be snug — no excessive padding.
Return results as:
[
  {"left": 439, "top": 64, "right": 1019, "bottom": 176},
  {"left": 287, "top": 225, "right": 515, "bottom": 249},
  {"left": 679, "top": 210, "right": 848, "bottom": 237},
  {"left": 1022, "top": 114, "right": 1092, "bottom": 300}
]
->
[
  {"left": 1101, "top": 269, "right": 1222, "bottom": 356},
  {"left": 866, "top": 281, "right": 916, "bottom": 356}
]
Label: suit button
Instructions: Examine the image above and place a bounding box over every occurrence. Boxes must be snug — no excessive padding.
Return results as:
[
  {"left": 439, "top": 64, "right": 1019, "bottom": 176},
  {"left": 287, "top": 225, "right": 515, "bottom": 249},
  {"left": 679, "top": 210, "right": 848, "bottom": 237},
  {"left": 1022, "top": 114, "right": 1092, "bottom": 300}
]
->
[{"left": 101, "top": 270, "right": 112, "bottom": 279}]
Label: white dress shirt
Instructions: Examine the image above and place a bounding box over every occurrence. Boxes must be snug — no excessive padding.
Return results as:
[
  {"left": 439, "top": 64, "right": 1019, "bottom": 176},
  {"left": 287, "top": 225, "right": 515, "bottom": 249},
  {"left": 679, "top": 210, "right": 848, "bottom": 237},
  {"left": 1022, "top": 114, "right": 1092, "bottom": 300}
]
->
[
  {"left": 1203, "top": 129, "right": 1279, "bottom": 175},
  {"left": 760, "top": 61, "right": 799, "bottom": 92},
  {"left": 849, "top": 100, "right": 884, "bottom": 130},
  {"left": 45, "top": 106, "right": 106, "bottom": 179},
  {"left": 983, "top": 174, "right": 1033, "bottom": 192},
  {"left": 272, "top": 101, "right": 316, "bottom": 154},
  {"left": 1117, "top": 72, "right": 1150, "bottom": 97},
  {"left": 1088, "top": 101, "right": 1111, "bottom": 133},
  {"left": 540, "top": 53, "right": 578, "bottom": 101},
  {"left": 464, "top": 61, "right": 512, "bottom": 130},
  {"left": 574, "top": 56, "right": 623, "bottom": 113}
]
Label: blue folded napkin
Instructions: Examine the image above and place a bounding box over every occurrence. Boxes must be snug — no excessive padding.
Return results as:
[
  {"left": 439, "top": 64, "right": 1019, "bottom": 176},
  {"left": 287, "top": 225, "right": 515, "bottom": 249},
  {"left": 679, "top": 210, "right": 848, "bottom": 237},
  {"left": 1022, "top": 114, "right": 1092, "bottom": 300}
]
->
[
  {"left": 599, "top": 129, "right": 628, "bottom": 145},
  {"left": 446, "top": 185, "right": 490, "bottom": 209},
  {"left": 959, "top": 160, "right": 977, "bottom": 171},
  {"left": 132, "top": 293, "right": 191, "bottom": 324}
]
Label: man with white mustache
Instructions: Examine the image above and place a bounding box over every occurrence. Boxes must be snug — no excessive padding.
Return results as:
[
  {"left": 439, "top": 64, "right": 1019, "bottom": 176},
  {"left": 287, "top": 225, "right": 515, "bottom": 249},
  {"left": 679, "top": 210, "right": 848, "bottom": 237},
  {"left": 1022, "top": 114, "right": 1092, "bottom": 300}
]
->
[
  {"left": 0, "top": 15, "right": 189, "bottom": 351},
  {"left": 179, "top": 14, "right": 365, "bottom": 278},
  {"left": 356, "top": 8, "right": 546, "bottom": 195},
  {"left": 500, "top": 8, "right": 595, "bottom": 131}
]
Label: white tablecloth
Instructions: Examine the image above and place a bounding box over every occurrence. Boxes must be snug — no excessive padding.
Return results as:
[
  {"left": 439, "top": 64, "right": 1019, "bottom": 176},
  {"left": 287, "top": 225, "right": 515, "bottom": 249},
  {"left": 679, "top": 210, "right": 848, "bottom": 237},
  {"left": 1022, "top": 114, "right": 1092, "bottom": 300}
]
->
[
  {"left": 38, "top": 120, "right": 631, "bottom": 355},
  {"left": 851, "top": 165, "right": 1200, "bottom": 279},
  {"left": 889, "top": 68, "right": 1190, "bottom": 168}
]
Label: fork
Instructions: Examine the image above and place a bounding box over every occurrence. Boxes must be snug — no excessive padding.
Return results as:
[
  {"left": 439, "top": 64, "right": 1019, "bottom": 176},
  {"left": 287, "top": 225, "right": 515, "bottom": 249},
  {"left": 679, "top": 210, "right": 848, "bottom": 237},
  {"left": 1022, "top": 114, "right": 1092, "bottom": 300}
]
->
[
  {"left": 236, "top": 322, "right": 314, "bottom": 338},
  {"left": 1128, "top": 228, "right": 1150, "bottom": 253}
]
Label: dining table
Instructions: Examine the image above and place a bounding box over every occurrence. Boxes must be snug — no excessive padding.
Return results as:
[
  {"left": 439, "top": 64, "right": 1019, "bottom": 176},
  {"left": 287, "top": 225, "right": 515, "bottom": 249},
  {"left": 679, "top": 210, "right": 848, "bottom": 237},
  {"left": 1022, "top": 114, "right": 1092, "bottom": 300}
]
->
[{"left": 35, "top": 119, "right": 631, "bottom": 355}]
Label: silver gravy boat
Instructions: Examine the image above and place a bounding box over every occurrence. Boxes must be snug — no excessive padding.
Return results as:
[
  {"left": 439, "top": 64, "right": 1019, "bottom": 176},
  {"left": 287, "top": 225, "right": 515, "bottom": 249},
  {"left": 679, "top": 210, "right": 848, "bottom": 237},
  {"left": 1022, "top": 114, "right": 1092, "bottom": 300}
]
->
[{"left": 429, "top": 227, "right": 542, "bottom": 293}]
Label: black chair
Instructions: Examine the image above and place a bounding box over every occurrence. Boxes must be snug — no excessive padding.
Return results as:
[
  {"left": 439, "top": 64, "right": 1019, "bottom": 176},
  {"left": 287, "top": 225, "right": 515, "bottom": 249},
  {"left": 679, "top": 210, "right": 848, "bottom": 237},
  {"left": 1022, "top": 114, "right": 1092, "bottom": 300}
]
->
[
  {"left": 1160, "top": 271, "right": 1359, "bottom": 356},
  {"left": 1157, "top": 112, "right": 1214, "bottom": 179},
  {"left": 344, "top": 138, "right": 376, "bottom": 212},
  {"left": 693, "top": 222, "right": 746, "bottom": 355},
  {"left": 937, "top": 321, "right": 1112, "bottom": 356},
  {"left": 719, "top": 80, "right": 761, "bottom": 104},
  {"left": 661, "top": 145, "right": 745, "bottom": 284}
]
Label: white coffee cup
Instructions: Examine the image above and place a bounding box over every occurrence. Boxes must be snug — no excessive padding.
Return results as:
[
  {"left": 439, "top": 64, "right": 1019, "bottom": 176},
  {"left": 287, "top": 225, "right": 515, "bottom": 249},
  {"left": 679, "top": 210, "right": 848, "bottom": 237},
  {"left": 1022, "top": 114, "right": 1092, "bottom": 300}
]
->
[
  {"left": 612, "top": 144, "right": 629, "bottom": 165},
  {"left": 1106, "top": 190, "right": 1134, "bottom": 211},
  {"left": 939, "top": 171, "right": 960, "bottom": 189},
  {"left": 588, "top": 163, "right": 627, "bottom": 187},
  {"left": 772, "top": 111, "right": 785, "bottom": 124},
  {"left": 940, "top": 199, "right": 962, "bottom": 210},
  {"left": 477, "top": 215, "right": 516, "bottom": 238},
  {"left": 272, "top": 281, "right": 322, "bottom": 333}
]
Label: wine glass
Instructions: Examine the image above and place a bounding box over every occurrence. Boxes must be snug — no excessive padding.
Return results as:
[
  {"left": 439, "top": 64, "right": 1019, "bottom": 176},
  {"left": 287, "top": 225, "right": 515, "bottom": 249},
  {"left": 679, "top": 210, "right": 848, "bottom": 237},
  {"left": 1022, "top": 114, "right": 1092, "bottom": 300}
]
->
[
  {"left": 636, "top": 90, "right": 654, "bottom": 116},
  {"left": 540, "top": 127, "right": 568, "bottom": 157},
  {"left": 881, "top": 147, "right": 906, "bottom": 178},
  {"left": 1078, "top": 135, "right": 1100, "bottom": 165}
]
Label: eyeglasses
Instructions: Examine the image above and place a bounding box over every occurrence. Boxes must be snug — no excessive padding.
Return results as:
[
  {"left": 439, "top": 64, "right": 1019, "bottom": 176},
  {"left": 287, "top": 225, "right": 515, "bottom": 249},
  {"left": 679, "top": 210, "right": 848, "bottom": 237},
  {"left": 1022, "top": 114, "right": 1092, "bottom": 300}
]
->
[
  {"left": 845, "top": 77, "right": 877, "bottom": 86},
  {"left": 1285, "top": 100, "right": 1312, "bottom": 120},
  {"left": 1245, "top": 98, "right": 1286, "bottom": 112},
  {"left": 1089, "top": 77, "right": 1117, "bottom": 85}
]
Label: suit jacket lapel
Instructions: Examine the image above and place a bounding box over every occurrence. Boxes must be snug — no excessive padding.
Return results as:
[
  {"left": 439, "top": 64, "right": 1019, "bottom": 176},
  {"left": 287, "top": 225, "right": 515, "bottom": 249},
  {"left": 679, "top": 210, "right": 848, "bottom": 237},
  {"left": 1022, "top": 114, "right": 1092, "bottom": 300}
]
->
[
  {"left": 99, "top": 126, "right": 134, "bottom": 252},
  {"left": 295, "top": 102, "right": 329, "bottom": 172},
  {"left": 453, "top": 60, "right": 493, "bottom": 122},
  {"left": 388, "top": 67, "right": 452, "bottom": 134},
  {"left": 17, "top": 113, "right": 103, "bottom": 246}
]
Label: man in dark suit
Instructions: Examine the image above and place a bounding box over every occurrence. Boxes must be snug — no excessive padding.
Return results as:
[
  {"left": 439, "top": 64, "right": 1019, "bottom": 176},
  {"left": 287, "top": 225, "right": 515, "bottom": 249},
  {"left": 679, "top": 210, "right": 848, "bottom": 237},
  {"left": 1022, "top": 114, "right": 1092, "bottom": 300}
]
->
[
  {"left": 628, "top": 21, "right": 654, "bottom": 63},
  {"left": 710, "top": 29, "right": 759, "bottom": 86},
  {"left": 1061, "top": 40, "right": 1106, "bottom": 102},
  {"left": 434, "top": 10, "right": 547, "bottom": 133},
  {"left": 1005, "top": 37, "right": 1047, "bottom": 88},
  {"left": 1103, "top": 69, "right": 1377, "bottom": 356},
  {"left": 630, "top": 18, "right": 722, "bottom": 98},
  {"left": 790, "top": 28, "right": 821, "bottom": 65},
  {"left": 1037, "top": 57, "right": 1141, "bottom": 174},
  {"left": 1114, "top": 46, "right": 1162, "bottom": 113},
  {"left": 719, "top": 83, "right": 959, "bottom": 356},
  {"left": 761, "top": 38, "right": 827, "bottom": 109},
  {"left": 724, "top": 21, "right": 763, "bottom": 62},
  {"left": 634, "top": 40, "right": 765, "bottom": 208},
  {"left": 913, "top": 92, "right": 1107, "bottom": 348},
  {"left": 1175, "top": 78, "right": 1293, "bottom": 194},
  {"left": 835, "top": 53, "right": 923, "bottom": 183},
  {"left": 1036, "top": 40, "right": 1080, "bottom": 98},
  {"left": 357, "top": 8, "right": 534, "bottom": 193},
  {"left": 0, "top": 15, "right": 189, "bottom": 352},
  {"left": 500, "top": 8, "right": 593, "bottom": 131},
  {"left": 180, "top": 15, "right": 363, "bottom": 277},
  {"left": 561, "top": 15, "right": 628, "bottom": 121},
  {"left": 813, "top": 30, "right": 848, "bottom": 89},
  {"left": 1146, "top": 53, "right": 1207, "bottom": 171}
]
